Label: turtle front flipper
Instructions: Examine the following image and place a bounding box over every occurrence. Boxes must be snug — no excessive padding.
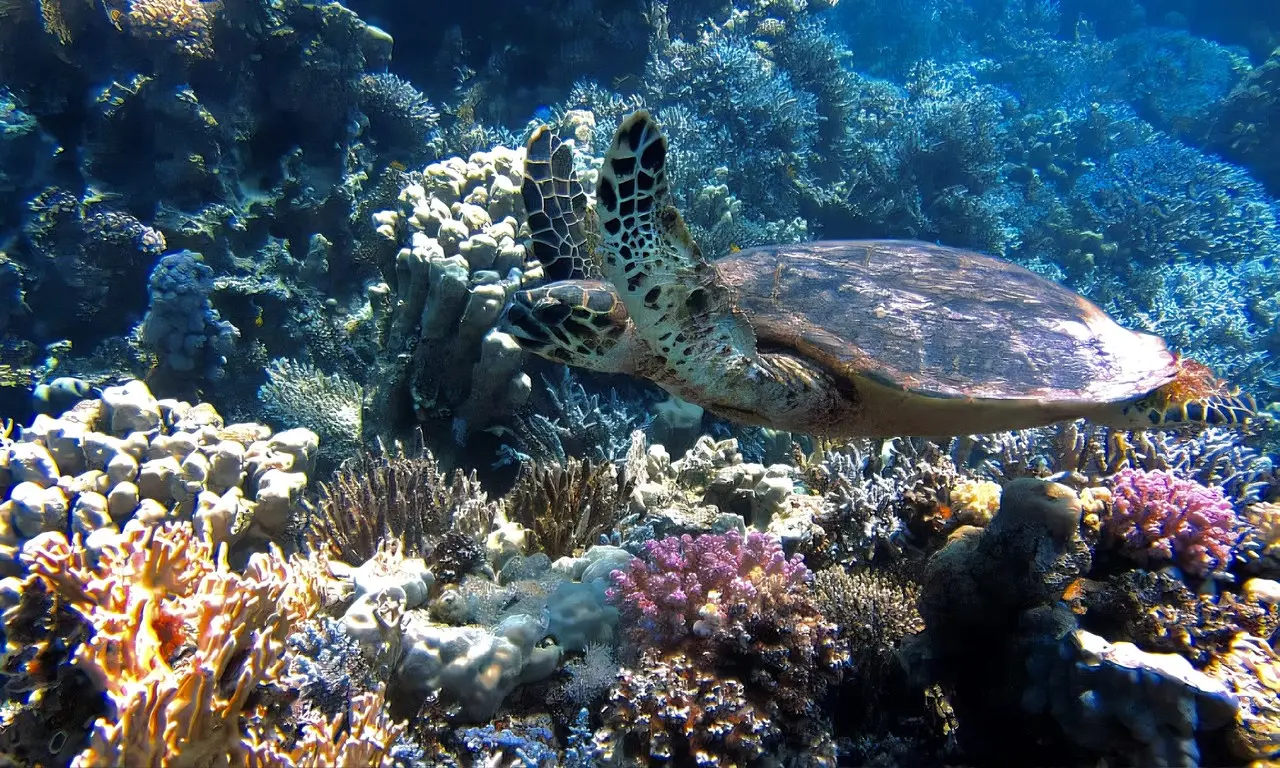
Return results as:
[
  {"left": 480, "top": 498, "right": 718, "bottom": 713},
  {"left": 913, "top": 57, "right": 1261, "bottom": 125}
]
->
[
  {"left": 522, "top": 125, "right": 592, "bottom": 281},
  {"left": 595, "top": 110, "right": 759, "bottom": 378},
  {"left": 1104, "top": 357, "right": 1257, "bottom": 428},
  {"left": 503, "top": 279, "right": 644, "bottom": 375}
]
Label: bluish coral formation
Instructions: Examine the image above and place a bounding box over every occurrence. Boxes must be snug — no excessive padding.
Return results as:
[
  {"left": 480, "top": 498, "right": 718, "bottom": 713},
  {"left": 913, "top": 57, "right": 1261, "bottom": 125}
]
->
[{"left": 139, "top": 250, "right": 238, "bottom": 383}]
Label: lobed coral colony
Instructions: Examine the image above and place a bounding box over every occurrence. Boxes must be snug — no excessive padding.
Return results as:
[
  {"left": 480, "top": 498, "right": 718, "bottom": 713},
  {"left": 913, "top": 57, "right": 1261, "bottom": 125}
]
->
[{"left": 1, "top": 0, "right": 1279, "bottom": 766}]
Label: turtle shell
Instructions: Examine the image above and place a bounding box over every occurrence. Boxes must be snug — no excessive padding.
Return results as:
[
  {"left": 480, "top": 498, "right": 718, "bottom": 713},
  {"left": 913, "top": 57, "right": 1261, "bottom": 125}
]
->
[{"left": 715, "top": 240, "right": 1177, "bottom": 403}]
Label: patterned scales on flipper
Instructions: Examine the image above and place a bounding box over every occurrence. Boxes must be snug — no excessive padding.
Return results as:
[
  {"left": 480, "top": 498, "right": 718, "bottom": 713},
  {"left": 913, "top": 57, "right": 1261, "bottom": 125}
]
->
[
  {"left": 595, "top": 111, "right": 758, "bottom": 375},
  {"left": 522, "top": 126, "right": 593, "bottom": 281}
]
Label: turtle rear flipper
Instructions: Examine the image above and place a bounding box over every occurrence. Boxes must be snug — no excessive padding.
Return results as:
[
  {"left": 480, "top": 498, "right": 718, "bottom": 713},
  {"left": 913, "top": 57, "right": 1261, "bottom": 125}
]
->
[
  {"left": 595, "top": 110, "right": 758, "bottom": 376},
  {"left": 522, "top": 125, "right": 592, "bottom": 281}
]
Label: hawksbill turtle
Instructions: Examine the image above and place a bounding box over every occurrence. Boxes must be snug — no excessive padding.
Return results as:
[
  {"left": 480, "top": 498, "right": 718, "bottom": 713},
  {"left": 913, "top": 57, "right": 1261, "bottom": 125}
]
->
[{"left": 504, "top": 111, "right": 1255, "bottom": 437}]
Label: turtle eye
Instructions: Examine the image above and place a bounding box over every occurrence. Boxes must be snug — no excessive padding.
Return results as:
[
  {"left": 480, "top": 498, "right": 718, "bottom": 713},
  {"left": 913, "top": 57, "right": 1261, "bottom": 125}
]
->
[{"left": 533, "top": 298, "right": 572, "bottom": 327}]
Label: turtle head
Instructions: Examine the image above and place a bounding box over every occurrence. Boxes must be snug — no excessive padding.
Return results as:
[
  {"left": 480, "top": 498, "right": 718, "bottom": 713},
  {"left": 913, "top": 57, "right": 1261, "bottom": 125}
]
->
[
  {"left": 503, "top": 279, "right": 640, "bottom": 374},
  {"left": 1111, "top": 356, "right": 1257, "bottom": 429}
]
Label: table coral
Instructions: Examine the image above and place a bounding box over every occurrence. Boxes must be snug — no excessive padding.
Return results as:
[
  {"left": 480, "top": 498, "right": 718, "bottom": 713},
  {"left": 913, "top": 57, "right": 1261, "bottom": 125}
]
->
[
  {"left": 19, "top": 521, "right": 324, "bottom": 766},
  {"left": 1105, "top": 468, "right": 1238, "bottom": 577}
]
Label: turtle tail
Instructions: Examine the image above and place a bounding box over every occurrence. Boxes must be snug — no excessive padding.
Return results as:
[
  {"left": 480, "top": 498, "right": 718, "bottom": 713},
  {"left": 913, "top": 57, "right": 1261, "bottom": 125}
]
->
[
  {"left": 1106, "top": 356, "right": 1256, "bottom": 429},
  {"left": 521, "top": 125, "right": 591, "bottom": 281}
]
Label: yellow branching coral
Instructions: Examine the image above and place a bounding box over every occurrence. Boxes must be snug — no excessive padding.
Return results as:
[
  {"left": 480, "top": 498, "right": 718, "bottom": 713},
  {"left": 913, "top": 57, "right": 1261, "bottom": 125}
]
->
[
  {"left": 21, "top": 521, "right": 322, "bottom": 766},
  {"left": 124, "top": 0, "right": 219, "bottom": 59}
]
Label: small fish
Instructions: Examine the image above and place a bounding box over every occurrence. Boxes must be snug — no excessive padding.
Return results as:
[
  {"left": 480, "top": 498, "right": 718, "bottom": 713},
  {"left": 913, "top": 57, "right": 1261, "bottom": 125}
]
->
[
  {"left": 32, "top": 377, "right": 100, "bottom": 415},
  {"left": 1062, "top": 577, "right": 1104, "bottom": 614},
  {"left": 532, "top": 104, "right": 553, "bottom": 123}
]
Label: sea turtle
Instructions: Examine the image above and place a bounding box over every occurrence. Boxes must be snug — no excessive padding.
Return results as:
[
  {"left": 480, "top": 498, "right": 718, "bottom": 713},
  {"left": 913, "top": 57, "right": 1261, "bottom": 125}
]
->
[{"left": 504, "top": 111, "right": 1255, "bottom": 437}]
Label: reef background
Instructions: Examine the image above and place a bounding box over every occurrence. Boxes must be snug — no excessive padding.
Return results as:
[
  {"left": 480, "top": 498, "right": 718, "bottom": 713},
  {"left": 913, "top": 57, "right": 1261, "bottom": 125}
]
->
[{"left": 0, "top": 0, "right": 1278, "bottom": 766}]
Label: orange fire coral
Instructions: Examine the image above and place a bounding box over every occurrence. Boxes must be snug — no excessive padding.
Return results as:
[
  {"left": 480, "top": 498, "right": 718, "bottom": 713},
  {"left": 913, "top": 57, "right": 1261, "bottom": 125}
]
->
[{"left": 21, "top": 521, "right": 323, "bottom": 766}]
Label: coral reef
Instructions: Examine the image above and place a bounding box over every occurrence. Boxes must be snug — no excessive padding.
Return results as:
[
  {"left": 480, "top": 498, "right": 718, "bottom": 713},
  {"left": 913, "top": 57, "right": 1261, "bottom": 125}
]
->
[{"left": 0, "top": 0, "right": 1279, "bottom": 766}]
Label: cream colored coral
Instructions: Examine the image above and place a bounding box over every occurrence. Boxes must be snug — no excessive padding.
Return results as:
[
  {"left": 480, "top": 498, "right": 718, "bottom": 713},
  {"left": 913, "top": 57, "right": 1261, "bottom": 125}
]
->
[
  {"left": 950, "top": 478, "right": 1002, "bottom": 526},
  {"left": 21, "top": 522, "right": 321, "bottom": 766}
]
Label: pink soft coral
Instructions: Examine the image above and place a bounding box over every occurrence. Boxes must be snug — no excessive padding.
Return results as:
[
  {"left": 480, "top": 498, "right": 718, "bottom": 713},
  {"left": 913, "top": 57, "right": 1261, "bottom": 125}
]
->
[{"left": 1106, "top": 468, "right": 1238, "bottom": 577}]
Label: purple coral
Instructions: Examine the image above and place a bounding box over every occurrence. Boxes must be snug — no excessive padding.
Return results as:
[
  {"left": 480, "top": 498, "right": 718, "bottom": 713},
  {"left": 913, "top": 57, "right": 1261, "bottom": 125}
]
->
[
  {"left": 1106, "top": 468, "right": 1238, "bottom": 577},
  {"left": 607, "top": 530, "right": 811, "bottom": 645}
]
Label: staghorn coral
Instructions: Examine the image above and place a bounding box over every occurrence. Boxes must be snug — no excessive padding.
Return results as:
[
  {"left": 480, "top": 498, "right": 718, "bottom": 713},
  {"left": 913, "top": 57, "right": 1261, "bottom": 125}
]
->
[
  {"left": 809, "top": 437, "right": 960, "bottom": 566},
  {"left": 504, "top": 457, "right": 631, "bottom": 561},
  {"left": 20, "top": 521, "right": 321, "bottom": 766},
  {"left": 308, "top": 440, "right": 496, "bottom": 565},
  {"left": 1105, "top": 468, "right": 1238, "bottom": 577}
]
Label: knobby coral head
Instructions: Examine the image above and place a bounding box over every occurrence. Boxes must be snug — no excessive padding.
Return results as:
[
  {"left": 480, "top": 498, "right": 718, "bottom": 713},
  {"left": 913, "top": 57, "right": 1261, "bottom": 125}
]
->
[
  {"left": 1105, "top": 467, "right": 1239, "bottom": 577},
  {"left": 607, "top": 529, "right": 812, "bottom": 644}
]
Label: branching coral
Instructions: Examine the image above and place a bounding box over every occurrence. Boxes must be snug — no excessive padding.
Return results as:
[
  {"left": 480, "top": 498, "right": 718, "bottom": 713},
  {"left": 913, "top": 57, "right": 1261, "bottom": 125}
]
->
[
  {"left": 1104, "top": 468, "right": 1238, "bottom": 577},
  {"left": 813, "top": 567, "right": 922, "bottom": 712},
  {"left": 1079, "top": 569, "right": 1279, "bottom": 667},
  {"left": 504, "top": 457, "right": 631, "bottom": 561},
  {"left": 308, "top": 442, "right": 497, "bottom": 564},
  {"left": 596, "top": 647, "right": 782, "bottom": 767},
  {"left": 609, "top": 530, "right": 844, "bottom": 719},
  {"left": 258, "top": 357, "right": 363, "bottom": 453},
  {"left": 20, "top": 521, "right": 322, "bottom": 766},
  {"left": 357, "top": 73, "right": 439, "bottom": 158}
]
